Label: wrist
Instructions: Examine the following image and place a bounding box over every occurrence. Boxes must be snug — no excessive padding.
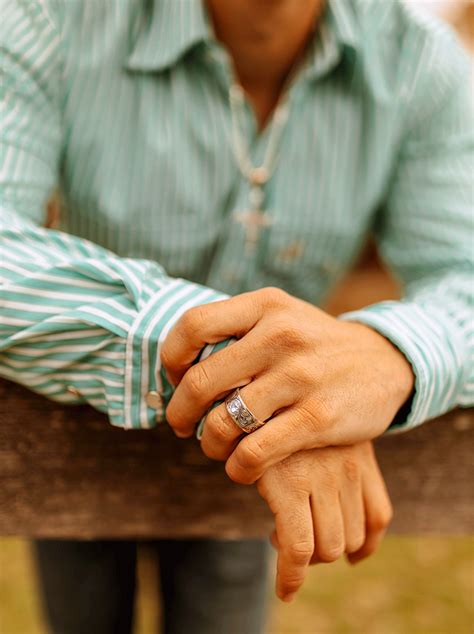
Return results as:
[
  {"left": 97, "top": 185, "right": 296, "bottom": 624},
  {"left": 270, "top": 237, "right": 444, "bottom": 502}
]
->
[{"left": 345, "top": 321, "right": 415, "bottom": 410}]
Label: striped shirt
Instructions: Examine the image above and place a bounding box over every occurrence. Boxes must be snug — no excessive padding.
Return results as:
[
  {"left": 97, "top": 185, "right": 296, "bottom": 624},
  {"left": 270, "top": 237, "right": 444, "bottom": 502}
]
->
[{"left": 1, "top": 0, "right": 472, "bottom": 431}]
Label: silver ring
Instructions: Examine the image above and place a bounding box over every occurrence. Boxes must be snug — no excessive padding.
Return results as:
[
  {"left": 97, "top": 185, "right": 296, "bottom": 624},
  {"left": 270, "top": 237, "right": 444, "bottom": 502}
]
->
[{"left": 225, "top": 388, "right": 266, "bottom": 434}]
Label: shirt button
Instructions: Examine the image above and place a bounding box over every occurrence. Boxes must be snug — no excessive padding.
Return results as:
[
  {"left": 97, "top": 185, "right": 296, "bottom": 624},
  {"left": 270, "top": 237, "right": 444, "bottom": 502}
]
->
[
  {"left": 66, "top": 385, "right": 81, "bottom": 397},
  {"left": 146, "top": 390, "right": 163, "bottom": 409},
  {"left": 146, "top": 391, "right": 165, "bottom": 423}
]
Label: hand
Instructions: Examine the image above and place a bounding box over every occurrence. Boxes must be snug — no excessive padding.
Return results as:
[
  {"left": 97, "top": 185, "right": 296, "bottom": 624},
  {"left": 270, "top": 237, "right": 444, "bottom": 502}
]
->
[
  {"left": 161, "top": 287, "right": 414, "bottom": 484},
  {"left": 257, "top": 441, "right": 393, "bottom": 602}
]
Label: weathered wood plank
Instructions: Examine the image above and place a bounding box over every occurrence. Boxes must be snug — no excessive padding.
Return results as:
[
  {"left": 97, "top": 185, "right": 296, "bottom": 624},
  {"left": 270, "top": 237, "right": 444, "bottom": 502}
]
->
[{"left": 0, "top": 379, "right": 472, "bottom": 538}]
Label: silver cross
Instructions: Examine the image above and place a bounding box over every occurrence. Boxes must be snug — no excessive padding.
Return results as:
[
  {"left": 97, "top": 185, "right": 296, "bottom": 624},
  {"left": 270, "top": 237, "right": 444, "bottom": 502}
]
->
[
  {"left": 233, "top": 181, "right": 273, "bottom": 254},
  {"left": 233, "top": 208, "right": 273, "bottom": 255}
]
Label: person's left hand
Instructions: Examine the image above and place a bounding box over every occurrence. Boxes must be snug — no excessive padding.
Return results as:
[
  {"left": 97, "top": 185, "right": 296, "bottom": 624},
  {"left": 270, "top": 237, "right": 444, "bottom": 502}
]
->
[
  {"left": 255, "top": 441, "right": 393, "bottom": 602},
  {"left": 161, "top": 287, "right": 414, "bottom": 484}
]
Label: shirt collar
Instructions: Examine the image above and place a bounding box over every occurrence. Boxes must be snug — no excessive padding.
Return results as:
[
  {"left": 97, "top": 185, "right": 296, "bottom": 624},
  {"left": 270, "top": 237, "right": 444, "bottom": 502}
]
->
[
  {"left": 125, "top": 0, "right": 210, "bottom": 72},
  {"left": 304, "top": 0, "right": 359, "bottom": 80},
  {"left": 125, "top": 0, "right": 359, "bottom": 75},
  {"left": 327, "top": 0, "right": 358, "bottom": 53}
]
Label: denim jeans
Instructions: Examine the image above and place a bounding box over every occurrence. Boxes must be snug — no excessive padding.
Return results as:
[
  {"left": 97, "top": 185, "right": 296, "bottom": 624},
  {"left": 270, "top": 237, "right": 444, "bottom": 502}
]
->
[{"left": 34, "top": 538, "right": 270, "bottom": 634}]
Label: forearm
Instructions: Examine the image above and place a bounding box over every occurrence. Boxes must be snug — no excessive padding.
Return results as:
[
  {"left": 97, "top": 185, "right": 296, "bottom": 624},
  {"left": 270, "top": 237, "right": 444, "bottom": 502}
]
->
[{"left": 0, "top": 206, "right": 228, "bottom": 428}]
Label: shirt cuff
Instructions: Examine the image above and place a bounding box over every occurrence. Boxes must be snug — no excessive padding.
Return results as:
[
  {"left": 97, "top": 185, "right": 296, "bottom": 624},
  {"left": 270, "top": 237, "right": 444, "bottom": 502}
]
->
[
  {"left": 339, "top": 300, "right": 467, "bottom": 433},
  {"left": 32, "top": 278, "right": 229, "bottom": 431},
  {"left": 123, "top": 277, "right": 229, "bottom": 429},
  {"left": 61, "top": 335, "right": 128, "bottom": 428}
]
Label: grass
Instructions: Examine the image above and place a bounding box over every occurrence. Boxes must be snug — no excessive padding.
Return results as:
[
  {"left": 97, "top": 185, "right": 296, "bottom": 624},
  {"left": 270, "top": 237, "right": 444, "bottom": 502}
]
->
[{"left": 0, "top": 537, "right": 472, "bottom": 634}]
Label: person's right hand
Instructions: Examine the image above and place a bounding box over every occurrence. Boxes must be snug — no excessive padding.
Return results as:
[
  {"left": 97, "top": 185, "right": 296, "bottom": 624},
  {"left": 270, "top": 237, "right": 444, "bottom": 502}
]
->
[
  {"left": 162, "top": 288, "right": 414, "bottom": 485},
  {"left": 256, "top": 441, "right": 392, "bottom": 602}
]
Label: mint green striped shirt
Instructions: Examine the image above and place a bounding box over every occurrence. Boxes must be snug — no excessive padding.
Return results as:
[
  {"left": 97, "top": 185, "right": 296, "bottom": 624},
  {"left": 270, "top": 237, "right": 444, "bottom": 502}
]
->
[{"left": 1, "top": 0, "right": 473, "bottom": 432}]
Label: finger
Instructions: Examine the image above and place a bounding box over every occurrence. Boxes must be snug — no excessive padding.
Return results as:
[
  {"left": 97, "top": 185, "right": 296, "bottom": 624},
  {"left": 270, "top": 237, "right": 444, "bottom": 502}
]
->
[
  {"left": 161, "top": 291, "right": 265, "bottom": 386},
  {"left": 200, "top": 375, "right": 296, "bottom": 461},
  {"left": 339, "top": 468, "right": 365, "bottom": 554},
  {"left": 346, "top": 526, "right": 386, "bottom": 566},
  {"left": 309, "top": 485, "right": 345, "bottom": 564},
  {"left": 348, "top": 450, "right": 392, "bottom": 564},
  {"left": 166, "top": 326, "right": 280, "bottom": 436},
  {"left": 273, "top": 495, "right": 314, "bottom": 602},
  {"left": 165, "top": 330, "right": 269, "bottom": 436},
  {"left": 225, "top": 408, "right": 313, "bottom": 484}
]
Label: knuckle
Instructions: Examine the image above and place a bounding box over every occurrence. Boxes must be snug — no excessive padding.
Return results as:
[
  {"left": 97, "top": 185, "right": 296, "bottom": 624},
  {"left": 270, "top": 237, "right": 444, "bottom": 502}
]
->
[
  {"left": 284, "top": 474, "right": 311, "bottom": 495},
  {"left": 225, "top": 462, "right": 241, "bottom": 483},
  {"left": 313, "top": 467, "right": 338, "bottom": 494},
  {"left": 258, "top": 286, "right": 289, "bottom": 307},
  {"left": 342, "top": 458, "right": 360, "bottom": 483},
  {"left": 290, "top": 541, "right": 314, "bottom": 565},
  {"left": 201, "top": 441, "right": 225, "bottom": 461},
  {"left": 317, "top": 404, "right": 336, "bottom": 430},
  {"left": 164, "top": 399, "right": 184, "bottom": 429},
  {"left": 318, "top": 542, "right": 344, "bottom": 563},
  {"left": 225, "top": 459, "right": 253, "bottom": 484},
  {"left": 346, "top": 532, "right": 365, "bottom": 554},
  {"left": 207, "top": 407, "right": 232, "bottom": 440},
  {"left": 368, "top": 505, "right": 393, "bottom": 532},
  {"left": 286, "top": 541, "right": 314, "bottom": 565},
  {"left": 164, "top": 406, "right": 179, "bottom": 428},
  {"left": 292, "top": 366, "right": 315, "bottom": 387},
  {"left": 184, "top": 363, "right": 211, "bottom": 398},
  {"left": 291, "top": 406, "right": 318, "bottom": 438},
  {"left": 267, "top": 320, "right": 306, "bottom": 351},
  {"left": 236, "top": 437, "right": 266, "bottom": 472},
  {"left": 303, "top": 398, "right": 336, "bottom": 433},
  {"left": 181, "top": 305, "right": 206, "bottom": 333},
  {"left": 160, "top": 344, "right": 174, "bottom": 370},
  {"left": 203, "top": 411, "right": 234, "bottom": 456}
]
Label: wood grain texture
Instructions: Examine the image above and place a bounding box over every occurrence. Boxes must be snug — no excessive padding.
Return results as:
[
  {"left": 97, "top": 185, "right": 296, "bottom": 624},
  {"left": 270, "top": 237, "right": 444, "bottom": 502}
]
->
[{"left": 0, "top": 379, "right": 472, "bottom": 539}]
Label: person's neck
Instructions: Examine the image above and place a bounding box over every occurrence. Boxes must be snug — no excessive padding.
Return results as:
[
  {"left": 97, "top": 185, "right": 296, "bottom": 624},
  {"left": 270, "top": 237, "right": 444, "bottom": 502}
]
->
[{"left": 206, "top": 0, "right": 325, "bottom": 128}]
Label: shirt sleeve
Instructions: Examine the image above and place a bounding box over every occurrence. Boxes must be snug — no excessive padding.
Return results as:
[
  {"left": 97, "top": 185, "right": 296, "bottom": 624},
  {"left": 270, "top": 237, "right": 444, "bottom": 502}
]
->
[
  {"left": 0, "top": 0, "right": 228, "bottom": 430},
  {"left": 340, "top": 32, "right": 473, "bottom": 432}
]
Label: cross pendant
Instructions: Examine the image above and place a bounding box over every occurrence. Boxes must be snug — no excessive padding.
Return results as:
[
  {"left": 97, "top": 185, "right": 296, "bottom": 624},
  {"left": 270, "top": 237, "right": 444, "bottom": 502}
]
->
[
  {"left": 233, "top": 182, "right": 273, "bottom": 254},
  {"left": 233, "top": 208, "right": 273, "bottom": 255}
]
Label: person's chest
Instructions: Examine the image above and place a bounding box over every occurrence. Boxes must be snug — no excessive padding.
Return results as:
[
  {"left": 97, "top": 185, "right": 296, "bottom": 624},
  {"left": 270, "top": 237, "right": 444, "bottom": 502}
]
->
[{"left": 59, "top": 9, "right": 400, "bottom": 303}]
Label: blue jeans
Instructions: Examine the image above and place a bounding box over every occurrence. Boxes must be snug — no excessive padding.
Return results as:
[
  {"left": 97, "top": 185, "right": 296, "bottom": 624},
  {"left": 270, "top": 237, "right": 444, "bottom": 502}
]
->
[{"left": 34, "top": 538, "right": 270, "bottom": 634}]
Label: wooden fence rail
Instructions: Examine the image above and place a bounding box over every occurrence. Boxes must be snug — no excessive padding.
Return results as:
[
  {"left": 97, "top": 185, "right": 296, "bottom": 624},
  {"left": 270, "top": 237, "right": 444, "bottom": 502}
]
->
[{"left": 0, "top": 379, "right": 472, "bottom": 539}]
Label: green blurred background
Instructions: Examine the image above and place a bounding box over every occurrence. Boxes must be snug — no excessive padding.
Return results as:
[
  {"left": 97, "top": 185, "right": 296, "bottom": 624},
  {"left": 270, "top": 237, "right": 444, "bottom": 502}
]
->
[{"left": 1, "top": 536, "right": 472, "bottom": 634}]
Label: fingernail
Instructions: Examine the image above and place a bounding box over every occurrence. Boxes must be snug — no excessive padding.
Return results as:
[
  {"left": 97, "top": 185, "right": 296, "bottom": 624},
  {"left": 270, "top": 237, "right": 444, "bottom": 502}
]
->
[
  {"left": 175, "top": 430, "right": 190, "bottom": 439},
  {"left": 282, "top": 593, "right": 296, "bottom": 603}
]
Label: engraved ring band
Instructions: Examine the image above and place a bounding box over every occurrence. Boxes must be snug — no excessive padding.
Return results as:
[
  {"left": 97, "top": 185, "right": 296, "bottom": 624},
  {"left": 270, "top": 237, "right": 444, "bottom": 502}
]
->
[{"left": 225, "top": 388, "right": 267, "bottom": 434}]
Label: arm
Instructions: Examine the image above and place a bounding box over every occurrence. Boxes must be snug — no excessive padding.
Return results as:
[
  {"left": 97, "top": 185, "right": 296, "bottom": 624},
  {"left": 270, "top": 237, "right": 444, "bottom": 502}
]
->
[
  {"left": 0, "top": 1, "right": 226, "bottom": 429},
  {"left": 341, "top": 40, "right": 473, "bottom": 430}
]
